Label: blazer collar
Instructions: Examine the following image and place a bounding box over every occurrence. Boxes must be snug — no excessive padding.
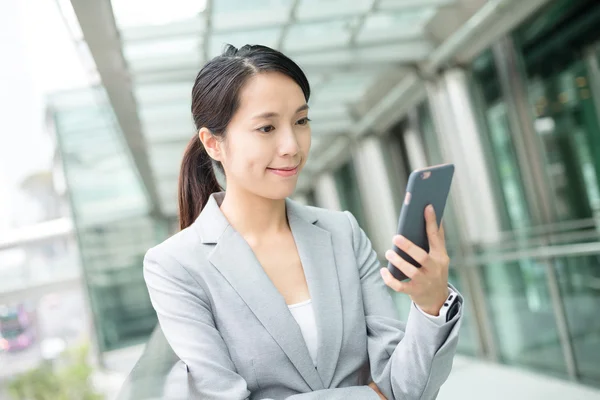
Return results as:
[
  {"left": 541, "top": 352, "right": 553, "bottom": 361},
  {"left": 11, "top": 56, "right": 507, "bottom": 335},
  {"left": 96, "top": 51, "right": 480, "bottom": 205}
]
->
[
  {"left": 193, "top": 191, "right": 318, "bottom": 243},
  {"left": 192, "top": 191, "right": 343, "bottom": 390}
]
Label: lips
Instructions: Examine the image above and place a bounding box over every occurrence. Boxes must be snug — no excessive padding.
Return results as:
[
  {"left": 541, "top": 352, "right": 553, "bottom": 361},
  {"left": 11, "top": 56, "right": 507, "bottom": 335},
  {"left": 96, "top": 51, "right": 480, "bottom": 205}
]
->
[
  {"left": 267, "top": 163, "right": 300, "bottom": 177},
  {"left": 269, "top": 166, "right": 298, "bottom": 171}
]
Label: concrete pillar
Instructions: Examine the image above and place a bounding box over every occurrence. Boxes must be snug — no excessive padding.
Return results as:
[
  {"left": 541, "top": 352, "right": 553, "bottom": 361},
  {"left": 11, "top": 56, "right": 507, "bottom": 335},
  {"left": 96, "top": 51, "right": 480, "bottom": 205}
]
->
[
  {"left": 313, "top": 173, "right": 341, "bottom": 211},
  {"left": 427, "top": 68, "right": 503, "bottom": 245},
  {"left": 352, "top": 137, "right": 398, "bottom": 257}
]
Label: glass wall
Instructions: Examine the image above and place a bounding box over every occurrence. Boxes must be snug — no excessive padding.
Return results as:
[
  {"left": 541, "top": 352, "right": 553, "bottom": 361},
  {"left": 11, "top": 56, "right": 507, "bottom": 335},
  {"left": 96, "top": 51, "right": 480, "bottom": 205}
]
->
[
  {"left": 77, "top": 216, "right": 167, "bottom": 352},
  {"left": 51, "top": 87, "right": 170, "bottom": 356},
  {"left": 378, "top": 104, "right": 479, "bottom": 356},
  {"left": 470, "top": 49, "right": 569, "bottom": 375},
  {"left": 461, "top": 0, "right": 600, "bottom": 386},
  {"left": 334, "top": 161, "right": 368, "bottom": 232},
  {"left": 516, "top": 0, "right": 600, "bottom": 223},
  {"left": 514, "top": 0, "right": 600, "bottom": 385},
  {"left": 470, "top": 51, "right": 533, "bottom": 232}
]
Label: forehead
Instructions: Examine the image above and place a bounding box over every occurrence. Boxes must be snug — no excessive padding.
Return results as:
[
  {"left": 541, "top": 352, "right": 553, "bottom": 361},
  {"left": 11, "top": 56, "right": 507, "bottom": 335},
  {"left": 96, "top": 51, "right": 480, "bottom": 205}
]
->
[{"left": 236, "top": 71, "right": 306, "bottom": 114}]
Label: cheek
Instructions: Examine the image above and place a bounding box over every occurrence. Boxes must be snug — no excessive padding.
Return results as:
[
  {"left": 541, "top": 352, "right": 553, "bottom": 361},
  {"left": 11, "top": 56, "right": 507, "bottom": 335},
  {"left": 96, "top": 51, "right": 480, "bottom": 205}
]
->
[
  {"left": 225, "top": 134, "right": 272, "bottom": 172},
  {"left": 299, "top": 130, "right": 311, "bottom": 156}
]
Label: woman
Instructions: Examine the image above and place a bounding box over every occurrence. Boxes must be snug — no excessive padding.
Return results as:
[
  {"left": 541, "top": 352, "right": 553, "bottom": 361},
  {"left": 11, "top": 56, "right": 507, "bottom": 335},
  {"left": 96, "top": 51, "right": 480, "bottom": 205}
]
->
[{"left": 143, "top": 44, "right": 463, "bottom": 400}]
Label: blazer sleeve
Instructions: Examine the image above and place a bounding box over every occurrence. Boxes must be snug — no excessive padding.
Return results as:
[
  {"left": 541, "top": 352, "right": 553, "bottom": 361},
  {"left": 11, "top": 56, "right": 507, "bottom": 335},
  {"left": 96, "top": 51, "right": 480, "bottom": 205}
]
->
[
  {"left": 144, "top": 248, "right": 381, "bottom": 400},
  {"left": 344, "top": 211, "right": 463, "bottom": 400}
]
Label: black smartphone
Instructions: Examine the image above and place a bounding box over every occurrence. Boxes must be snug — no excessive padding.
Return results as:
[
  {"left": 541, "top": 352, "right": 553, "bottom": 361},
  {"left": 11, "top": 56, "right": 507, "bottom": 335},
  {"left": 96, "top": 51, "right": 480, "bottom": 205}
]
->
[{"left": 387, "top": 163, "right": 454, "bottom": 281}]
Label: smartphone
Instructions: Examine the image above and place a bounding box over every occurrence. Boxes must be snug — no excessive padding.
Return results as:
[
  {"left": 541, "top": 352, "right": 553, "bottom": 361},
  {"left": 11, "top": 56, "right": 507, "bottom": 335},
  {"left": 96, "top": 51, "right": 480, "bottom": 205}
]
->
[{"left": 387, "top": 163, "right": 454, "bottom": 281}]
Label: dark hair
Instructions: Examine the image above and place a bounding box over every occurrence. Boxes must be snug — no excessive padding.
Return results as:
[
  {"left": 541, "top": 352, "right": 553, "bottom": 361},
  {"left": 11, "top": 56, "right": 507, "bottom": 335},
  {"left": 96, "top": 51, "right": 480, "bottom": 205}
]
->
[{"left": 178, "top": 44, "right": 311, "bottom": 230}]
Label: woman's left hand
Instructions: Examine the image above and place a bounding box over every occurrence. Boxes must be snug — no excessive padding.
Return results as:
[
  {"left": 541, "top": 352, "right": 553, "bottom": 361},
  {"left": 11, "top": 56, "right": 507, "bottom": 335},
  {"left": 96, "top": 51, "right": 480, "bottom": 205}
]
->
[{"left": 380, "top": 204, "right": 450, "bottom": 316}]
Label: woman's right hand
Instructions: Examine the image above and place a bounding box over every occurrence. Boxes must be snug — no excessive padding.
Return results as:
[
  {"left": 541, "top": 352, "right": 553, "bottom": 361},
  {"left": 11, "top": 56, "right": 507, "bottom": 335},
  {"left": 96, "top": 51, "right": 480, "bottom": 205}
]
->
[{"left": 368, "top": 382, "right": 387, "bottom": 400}]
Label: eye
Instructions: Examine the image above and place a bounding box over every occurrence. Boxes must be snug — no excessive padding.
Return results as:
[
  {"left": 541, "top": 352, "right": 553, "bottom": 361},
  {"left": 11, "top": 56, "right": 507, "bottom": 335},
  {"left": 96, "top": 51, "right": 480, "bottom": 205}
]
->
[
  {"left": 258, "top": 125, "right": 275, "bottom": 133},
  {"left": 296, "top": 117, "right": 311, "bottom": 126}
]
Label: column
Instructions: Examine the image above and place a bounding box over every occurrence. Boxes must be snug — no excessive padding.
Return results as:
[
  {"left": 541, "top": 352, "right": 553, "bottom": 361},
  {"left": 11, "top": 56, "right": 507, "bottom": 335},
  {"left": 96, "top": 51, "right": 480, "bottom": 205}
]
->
[
  {"left": 313, "top": 173, "right": 341, "bottom": 212},
  {"left": 352, "top": 137, "right": 398, "bottom": 257},
  {"left": 427, "top": 68, "right": 503, "bottom": 360},
  {"left": 427, "top": 68, "right": 503, "bottom": 245}
]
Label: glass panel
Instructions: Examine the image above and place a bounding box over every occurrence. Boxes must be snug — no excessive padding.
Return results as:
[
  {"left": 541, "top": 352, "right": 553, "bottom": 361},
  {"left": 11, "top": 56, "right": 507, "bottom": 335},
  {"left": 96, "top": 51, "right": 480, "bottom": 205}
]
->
[
  {"left": 379, "top": 0, "right": 454, "bottom": 11},
  {"left": 51, "top": 88, "right": 151, "bottom": 227},
  {"left": 80, "top": 216, "right": 168, "bottom": 352},
  {"left": 296, "top": 0, "right": 371, "bottom": 21},
  {"left": 212, "top": 0, "right": 291, "bottom": 31},
  {"left": 292, "top": 42, "right": 431, "bottom": 67},
  {"left": 149, "top": 144, "right": 186, "bottom": 176},
  {"left": 284, "top": 20, "right": 358, "bottom": 52},
  {"left": 142, "top": 120, "right": 193, "bottom": 143},
  {"left": 209, "top": 28, "right": 281, "bottom": 59},
  {"left": 112, "top": 0, "right": 208, "bottom": 28},
  {"left": 357, "top": 9, "right": 435, "bottom": 43},
  {"left": 516, "top": 0, "right": 600, "bottom": 223},
  {"left": 123, "top": 36, "right": 202, "bottom": 62},
  {"left": 554, "top": 252, "right": 600, "bottom": 386},
  {"left": 310, "top": 73, "right": 374, "bottom": 105},
  {"left": 51, "top": 87, "right": 171, "bottom": 353},
  {"left": 128, "top": 54, "right": 201, "bottom": 75},
  {"left": 134, "top": 82, "right": 191, "bottom": 106},
  {"left": 480, "top": 259, "right": 567, "bottom": 376},
  {"left": 138, "top": 102, "right": 190, "bottom": 124},
  {"left": 525, "top": 65, "right": 600, "bottom": 222},
  {"left": 471, "top": 50, "right": 533, "bottom": 231},
  {"left": 119, "top": 19, "right": 206, "bottom": 42},
  {"left": 334, "top": 161, "right": 368, "bottom": 232}
]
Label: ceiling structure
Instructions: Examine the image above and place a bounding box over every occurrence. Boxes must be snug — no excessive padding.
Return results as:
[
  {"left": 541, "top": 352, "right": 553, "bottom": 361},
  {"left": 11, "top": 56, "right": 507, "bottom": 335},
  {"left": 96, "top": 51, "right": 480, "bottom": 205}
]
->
[{"left": 65, "top": 0, "right": 553, "bottom": 218}]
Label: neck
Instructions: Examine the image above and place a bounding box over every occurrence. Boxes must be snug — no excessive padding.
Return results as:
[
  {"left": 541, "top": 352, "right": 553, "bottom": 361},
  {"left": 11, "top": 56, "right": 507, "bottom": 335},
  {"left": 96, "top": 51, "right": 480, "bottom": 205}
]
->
[{"left": 219, "top": 186, "right": 289, "bottom": 239}]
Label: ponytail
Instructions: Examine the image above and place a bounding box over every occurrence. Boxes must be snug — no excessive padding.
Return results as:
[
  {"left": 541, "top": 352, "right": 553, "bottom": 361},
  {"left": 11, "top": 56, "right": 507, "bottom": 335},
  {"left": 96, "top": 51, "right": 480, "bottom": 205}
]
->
[{"left": 178, "top": 135, "right": 222, "bottom": 230}]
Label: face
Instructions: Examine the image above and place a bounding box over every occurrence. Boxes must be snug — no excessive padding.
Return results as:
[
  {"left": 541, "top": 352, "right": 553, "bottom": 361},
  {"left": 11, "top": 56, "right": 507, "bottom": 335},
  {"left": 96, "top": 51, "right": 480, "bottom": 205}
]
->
[{"left": 201, "top": 71, "right": 311, "bottom": 200}]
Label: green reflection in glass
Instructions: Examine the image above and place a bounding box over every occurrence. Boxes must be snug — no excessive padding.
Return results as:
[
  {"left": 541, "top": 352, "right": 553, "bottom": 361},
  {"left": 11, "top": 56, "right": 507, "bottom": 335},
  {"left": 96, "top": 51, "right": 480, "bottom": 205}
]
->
[
  {"left": 480, "top": 260, "right": 567, "bottom": 376},
  {"left": 334, "top": 161, "right": 368, "bottom": 233},
  {"left": 471, "top": 50, "right": 532, "bottom": 232},
  {"left": 554, "top": 254, "right": 600, "bottom": 387}
]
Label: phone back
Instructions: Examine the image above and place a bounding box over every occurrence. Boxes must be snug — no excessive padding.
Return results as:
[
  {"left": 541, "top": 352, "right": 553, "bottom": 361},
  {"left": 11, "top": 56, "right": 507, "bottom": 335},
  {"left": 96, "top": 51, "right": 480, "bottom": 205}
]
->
[{"left": 387, "top": 164, "right": 454, "bottom": 281}]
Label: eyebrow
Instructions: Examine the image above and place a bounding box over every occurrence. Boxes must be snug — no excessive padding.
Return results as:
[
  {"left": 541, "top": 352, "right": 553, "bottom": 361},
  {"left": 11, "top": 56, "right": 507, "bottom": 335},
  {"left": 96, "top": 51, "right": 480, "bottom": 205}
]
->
[{"left": 252, "top": 104, "right": 310, "bottom": 120}]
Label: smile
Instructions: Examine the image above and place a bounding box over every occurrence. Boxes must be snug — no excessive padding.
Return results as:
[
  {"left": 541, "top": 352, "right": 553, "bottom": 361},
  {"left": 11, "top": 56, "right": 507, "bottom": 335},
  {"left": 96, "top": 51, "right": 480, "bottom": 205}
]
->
[{"left": 267, "top": 164, "right": 300, "bottom": 177}]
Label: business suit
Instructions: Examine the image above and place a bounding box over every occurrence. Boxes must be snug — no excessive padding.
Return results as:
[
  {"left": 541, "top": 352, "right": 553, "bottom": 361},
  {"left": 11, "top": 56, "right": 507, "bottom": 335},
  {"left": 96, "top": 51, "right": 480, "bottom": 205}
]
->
[{"left": 143, "top": 191, "right": 463, "bottom": 399}]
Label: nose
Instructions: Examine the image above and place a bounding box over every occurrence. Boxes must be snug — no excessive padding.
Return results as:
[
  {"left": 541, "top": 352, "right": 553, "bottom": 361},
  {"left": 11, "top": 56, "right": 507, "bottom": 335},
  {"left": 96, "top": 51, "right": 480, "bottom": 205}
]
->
[{"left": 278, "top": 126, "right": 300, "bottom": 157}]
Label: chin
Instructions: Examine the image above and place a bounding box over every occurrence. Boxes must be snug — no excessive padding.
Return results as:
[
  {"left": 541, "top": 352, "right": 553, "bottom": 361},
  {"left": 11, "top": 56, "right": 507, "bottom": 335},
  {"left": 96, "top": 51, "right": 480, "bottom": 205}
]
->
[{"left": 260, "top": 181, "right": 298, "bottom": 200}]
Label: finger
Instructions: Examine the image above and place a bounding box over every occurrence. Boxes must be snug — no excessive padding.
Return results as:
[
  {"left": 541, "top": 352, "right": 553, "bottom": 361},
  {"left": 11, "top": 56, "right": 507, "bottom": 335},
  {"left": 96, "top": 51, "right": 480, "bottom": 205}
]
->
[
  {"left": 425, "top": 205, "right": 443, "bottom": 250},
  {"left": 438, "top": 222, "right": 446, "bottom": 246},
  {"left": 393, "top": 235, "right": 428, "bottom": 265},
  {"left": 385, "top": 250, "right": 420, "bottom": 279},
  {"left": 380, "top": 268, "right": 411, "bottom": 293}
]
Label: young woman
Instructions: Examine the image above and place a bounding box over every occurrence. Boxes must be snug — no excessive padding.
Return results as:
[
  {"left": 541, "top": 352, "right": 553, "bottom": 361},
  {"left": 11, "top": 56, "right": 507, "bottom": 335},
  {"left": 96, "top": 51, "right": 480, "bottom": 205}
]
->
[{"left": 143, "top": 44, "right": 463, "bottom": 400}]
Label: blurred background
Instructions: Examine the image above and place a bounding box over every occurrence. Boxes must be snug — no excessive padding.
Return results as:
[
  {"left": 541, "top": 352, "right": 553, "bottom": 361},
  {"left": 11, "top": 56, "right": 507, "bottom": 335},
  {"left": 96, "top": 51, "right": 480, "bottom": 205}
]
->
[{"left": 1, "top": 0, "right": 600, "bottom": 399}]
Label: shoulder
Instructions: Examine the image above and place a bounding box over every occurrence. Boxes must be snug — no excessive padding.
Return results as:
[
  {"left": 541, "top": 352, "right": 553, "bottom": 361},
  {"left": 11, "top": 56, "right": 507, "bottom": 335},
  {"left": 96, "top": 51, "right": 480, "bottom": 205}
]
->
[{"left": 144, "top": 223, "right": 206, "bottom": 274}]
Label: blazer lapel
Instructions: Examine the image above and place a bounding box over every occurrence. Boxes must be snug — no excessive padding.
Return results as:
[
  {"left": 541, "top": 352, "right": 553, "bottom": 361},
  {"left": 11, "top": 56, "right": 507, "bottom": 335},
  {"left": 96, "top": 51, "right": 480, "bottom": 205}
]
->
[
  {"left": 195, "top": 193, "right": 324, "bottom": 391},
  {"left": 286, "top": 199, "right": 344, "bottom": 388}
]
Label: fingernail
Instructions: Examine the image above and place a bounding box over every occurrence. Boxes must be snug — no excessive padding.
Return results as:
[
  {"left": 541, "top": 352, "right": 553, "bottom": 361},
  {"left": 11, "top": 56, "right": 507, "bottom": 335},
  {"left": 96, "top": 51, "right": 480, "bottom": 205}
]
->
[{"left": 427, "top": 205, "right": 434, "bottom": 213}]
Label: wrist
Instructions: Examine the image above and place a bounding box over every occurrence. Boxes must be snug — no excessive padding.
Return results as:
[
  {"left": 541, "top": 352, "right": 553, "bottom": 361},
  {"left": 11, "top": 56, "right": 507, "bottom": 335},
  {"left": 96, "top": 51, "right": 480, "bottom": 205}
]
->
[{"left": 418, "top": 288, "right": 449, "bottom": 316}]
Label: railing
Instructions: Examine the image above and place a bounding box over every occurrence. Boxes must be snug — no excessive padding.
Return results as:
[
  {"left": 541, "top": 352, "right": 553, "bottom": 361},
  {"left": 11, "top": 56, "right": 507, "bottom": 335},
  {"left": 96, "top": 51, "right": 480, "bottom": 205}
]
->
[
  {"left": 0, "top": 230, "right": 81, "bottom": 303},
  {"left": 115, "top": 218, "right": 600, "bottom": 397}
]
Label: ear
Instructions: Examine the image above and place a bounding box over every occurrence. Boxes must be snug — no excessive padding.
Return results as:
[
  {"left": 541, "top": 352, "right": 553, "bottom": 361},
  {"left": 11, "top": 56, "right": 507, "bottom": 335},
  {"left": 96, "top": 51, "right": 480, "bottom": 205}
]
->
[{"left": 198, "top": 127, "right": 222, "bottom": 162}]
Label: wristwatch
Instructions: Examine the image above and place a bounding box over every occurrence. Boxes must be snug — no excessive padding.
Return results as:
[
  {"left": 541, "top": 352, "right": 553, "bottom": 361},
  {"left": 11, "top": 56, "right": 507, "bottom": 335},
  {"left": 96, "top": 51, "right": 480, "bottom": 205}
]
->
[{"left": 439, "top": 287, "right": 460, "bottom": 322}]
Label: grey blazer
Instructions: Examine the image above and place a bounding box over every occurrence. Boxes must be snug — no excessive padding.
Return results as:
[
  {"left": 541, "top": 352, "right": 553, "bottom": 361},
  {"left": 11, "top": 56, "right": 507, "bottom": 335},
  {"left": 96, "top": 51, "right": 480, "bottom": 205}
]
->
[{"left": 143, "top": 192, "right": 463, "bottom": 400}]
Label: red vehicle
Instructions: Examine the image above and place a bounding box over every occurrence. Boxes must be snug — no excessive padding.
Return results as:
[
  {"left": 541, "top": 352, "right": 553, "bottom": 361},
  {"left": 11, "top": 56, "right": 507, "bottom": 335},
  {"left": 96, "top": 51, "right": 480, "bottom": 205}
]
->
[{"left": 0, "top": 304, "right": 35, "bottom": 352}]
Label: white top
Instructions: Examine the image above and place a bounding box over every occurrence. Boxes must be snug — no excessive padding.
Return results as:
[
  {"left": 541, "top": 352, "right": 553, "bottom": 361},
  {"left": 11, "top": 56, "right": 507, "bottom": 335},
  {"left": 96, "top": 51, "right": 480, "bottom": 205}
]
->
[
  {"left": 288, "top": 299, "right": 318, "bottom": 367},
  {"left": 287, "top": 287, "right": 457, "bottom": 368}
]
